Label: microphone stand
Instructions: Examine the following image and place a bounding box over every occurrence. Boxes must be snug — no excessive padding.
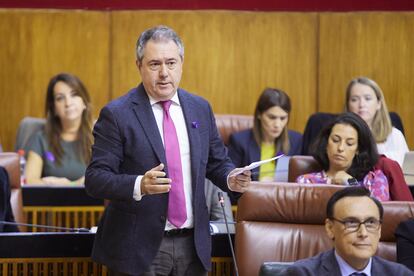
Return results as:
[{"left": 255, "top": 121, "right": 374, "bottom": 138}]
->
[
  {"left": 218, "top": 192, "right": 239, "bottom": 276},
  {"left": 0, "top": 221, "right": 90, "bottom": 233}
]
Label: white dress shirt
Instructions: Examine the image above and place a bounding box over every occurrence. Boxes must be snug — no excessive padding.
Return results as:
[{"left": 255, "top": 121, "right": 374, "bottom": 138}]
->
[
  {"left": 132, "top": 92, "right": 194, "bottom": 230},
  {"left": 377, "top": 127, "right": 409, "bottom": 167},
  {"left": 335, "top": 250, "right": 372, "bottom": 276}
]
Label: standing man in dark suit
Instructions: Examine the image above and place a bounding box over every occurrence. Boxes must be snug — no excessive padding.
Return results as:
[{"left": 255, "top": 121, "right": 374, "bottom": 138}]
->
[
  {"left": 85, "top": 25, "right": 251, "bottom": 275},
  {"left": 284, "top": 187, "right": 413, "bottom": 275}
]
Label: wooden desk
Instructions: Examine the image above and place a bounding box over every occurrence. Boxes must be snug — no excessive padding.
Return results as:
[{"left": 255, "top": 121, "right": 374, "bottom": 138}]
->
[
  {"left": 0, "top": 232, "right": 234, "bottom": 276},
  {"left": 22, "top": 186, "right": 104, "bottom": 232}
]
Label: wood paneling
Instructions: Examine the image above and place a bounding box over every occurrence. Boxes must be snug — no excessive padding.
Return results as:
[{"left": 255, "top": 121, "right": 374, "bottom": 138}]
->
[
  {"left": 0, "top": 9, "right": 110, "bottom": 151},
  {"left": 110, "top": 11, "right": 318, "bottom": 134},
  {"left": 1, "top": 9, "right": 413, "bottom": 151},
  {"left": 319, "top": 12, "right": 414, "bottom": 147}
]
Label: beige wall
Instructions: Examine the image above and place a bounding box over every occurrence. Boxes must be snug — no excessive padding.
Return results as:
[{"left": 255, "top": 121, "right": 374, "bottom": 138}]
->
[
  {"left": 318, "top": 12, "right": 414, "bottom": 129},
  {"left": 0, "top": 9, "right": 110, "bottom": 151},
  {"left": 1, "top": 9, "right": 413, "bottom": 152}
]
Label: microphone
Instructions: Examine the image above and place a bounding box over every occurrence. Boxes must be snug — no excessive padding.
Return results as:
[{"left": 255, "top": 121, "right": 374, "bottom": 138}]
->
[
  {"left": 0, "top": 221, "right": 90, "bottom": 233},
  {"left": 218, "top": 192, "right": 239, "bottom": 276}
]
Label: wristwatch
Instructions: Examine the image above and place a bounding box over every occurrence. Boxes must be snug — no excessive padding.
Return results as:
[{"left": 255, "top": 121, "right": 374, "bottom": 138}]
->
[{"left": 347, "top": 178, "right": 358, "bottom": 186}]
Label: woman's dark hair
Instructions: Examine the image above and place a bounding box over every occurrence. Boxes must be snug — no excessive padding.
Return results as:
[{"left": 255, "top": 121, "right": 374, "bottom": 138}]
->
[
  {"left": 310, "top": 112, "right": 378, "bottom": 181},
  {"left": 252, "top": 88, "right": 291, "bottom": 154},
  {"left": 45, "top": 73, "right": 93, "bottom": 165}
]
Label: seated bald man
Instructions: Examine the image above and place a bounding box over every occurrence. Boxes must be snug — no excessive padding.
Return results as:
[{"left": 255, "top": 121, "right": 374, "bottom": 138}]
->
[{"left": 284, "top": 187, "right": 413, "bottom": 276}]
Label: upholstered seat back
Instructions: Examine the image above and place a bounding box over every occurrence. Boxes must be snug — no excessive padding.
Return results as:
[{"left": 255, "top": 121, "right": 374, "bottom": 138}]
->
[
  {"left": 214, "top": 114, "right": 253, "bottom": 145},
  {"left": 15, "top": 116, "right": 46, "bottom": 153},
  {"left": 288, "top": 155, "right": 321, "bottom": 182},
  {"left": 235, "top": 182, "right": 414, "bottom": 276}
]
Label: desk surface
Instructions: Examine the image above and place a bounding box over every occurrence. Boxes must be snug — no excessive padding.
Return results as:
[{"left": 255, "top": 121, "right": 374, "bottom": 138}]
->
[
  {"left": 22, "top": 186, "right": 104, "bottom": 206},
  {"left": 0, "top": 232, "right": 232, "bottom": 258}
]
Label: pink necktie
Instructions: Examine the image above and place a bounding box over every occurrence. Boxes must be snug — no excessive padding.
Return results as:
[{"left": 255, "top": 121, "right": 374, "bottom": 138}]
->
[{"left": 160, "top": 100, "right": 187, "bottom": 227}]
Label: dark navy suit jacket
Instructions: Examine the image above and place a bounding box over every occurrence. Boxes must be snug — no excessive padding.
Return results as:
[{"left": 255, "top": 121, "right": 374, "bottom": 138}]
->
[
  {"left": 85, "top": 84, "right": 235, "bottom": 275},
  {"left": 284, "top": 249, "right": 414, "bottom": 276},
  {"left": 0, "top": 167, "right": 19, "bottom": 232},
  {"left": 227, "top": 129, "right": 302, "bottom": 181}
]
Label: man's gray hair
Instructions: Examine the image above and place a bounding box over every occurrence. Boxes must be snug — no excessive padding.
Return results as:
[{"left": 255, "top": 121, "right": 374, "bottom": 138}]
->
[{"left": 136, "top": 25, "right": 184, "bottom": 63}]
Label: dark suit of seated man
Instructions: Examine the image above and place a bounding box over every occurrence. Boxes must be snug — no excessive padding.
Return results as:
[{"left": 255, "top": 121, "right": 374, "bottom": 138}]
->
[
  {"left": 283, "top": 187, "right": 413, "bottom": 276},
  {"left": 396, "top": 218, "right": 414, "bottom": 272},
  {"left": 0, "top": 167, "right": 19, "bottom": 232}
]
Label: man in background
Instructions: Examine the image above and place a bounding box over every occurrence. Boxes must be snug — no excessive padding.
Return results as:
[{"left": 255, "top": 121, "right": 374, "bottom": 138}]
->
[{"left": 285, "top": 187, "right": 413, "bottom": 275}]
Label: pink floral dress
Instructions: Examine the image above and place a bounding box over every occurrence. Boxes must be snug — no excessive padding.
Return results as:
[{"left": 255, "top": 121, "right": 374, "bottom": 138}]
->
[{"left": 296, "top": 170, "right": 390, "bottom": 201}]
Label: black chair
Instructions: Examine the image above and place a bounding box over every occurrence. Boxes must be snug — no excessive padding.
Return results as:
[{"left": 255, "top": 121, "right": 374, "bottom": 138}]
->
[
  {"left": 301, "top": 111, "right": 405, "bottom": 155},
  {"left": 259, "top": 262, "right": 293, "bottom": 276},
  {"left": 14, "top": 117, "right": 46, "bottom": 153},
  {"left": 389, "top": 112, "right": 404, "bottom": 136}
]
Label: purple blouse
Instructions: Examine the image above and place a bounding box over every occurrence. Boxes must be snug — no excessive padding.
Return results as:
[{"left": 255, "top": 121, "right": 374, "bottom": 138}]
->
[{"left": 296, "top": 170, "right": 390, "bottom": 201}]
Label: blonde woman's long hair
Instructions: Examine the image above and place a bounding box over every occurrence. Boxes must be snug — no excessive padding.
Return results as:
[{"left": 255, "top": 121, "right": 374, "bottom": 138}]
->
[{"left": 345, "top": 77, "right": 392, "bottom": 143}]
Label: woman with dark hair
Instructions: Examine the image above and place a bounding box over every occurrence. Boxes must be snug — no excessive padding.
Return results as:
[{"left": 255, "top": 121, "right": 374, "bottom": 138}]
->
[
  {"left": 228, "top": 88, "right": 302, "bottom": 181},
  {"left": 25, "top": 73, "right": 93, "bottom": 185},
  {"left": 297, "top": 112, "right": 390, "bottom": 201}
]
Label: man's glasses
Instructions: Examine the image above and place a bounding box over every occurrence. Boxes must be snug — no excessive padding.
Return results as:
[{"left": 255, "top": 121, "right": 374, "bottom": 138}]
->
[{"left": 329, "top": 217, "right": 382, "bottom": 233}]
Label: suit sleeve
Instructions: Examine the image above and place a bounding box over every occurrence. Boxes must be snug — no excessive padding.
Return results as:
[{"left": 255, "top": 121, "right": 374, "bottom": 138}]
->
[
  {"left": 204, "top": 103, "right": 235, "bottom": 192},
  {"left": 395, "top": 219, "right": 414, "bottom": 272},
  {"left": 85, "top": 106, "right": 137, "bottom": 201}
]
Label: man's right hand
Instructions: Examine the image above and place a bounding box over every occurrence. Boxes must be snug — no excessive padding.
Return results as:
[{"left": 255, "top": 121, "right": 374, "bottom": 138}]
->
[{"left": 141, "top": 163, "right": 171, "bottom": 195}]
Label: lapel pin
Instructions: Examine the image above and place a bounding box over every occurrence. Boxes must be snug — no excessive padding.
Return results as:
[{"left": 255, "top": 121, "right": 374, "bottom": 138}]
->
[
  {"left": 45, "top": 151, "right": 55, "bottom": 162},
  {"left": 192, "top": 121, "right": 199, "bottom": 129}
]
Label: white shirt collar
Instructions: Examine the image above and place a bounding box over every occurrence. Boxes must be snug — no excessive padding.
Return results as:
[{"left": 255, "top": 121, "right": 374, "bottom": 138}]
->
[
  {"left": 148, "top": 91, "right": 180, "bottom": 107},
  {"left": 334, "top": 250, "right": 372, "bottom": 276}
]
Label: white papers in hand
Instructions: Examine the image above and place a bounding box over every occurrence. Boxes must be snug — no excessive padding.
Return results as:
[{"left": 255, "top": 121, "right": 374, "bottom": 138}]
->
[{"left": 229, "top": 154, "right": 285, "bottom": 177}]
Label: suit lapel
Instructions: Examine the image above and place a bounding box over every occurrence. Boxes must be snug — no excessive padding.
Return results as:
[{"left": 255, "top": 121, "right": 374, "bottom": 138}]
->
[
  {"left": 321, "top": 249, "right": 342, "bottom": 276},
  {"left": 370, "top": 256, "right": 381, "bottom": 275},
  {"left": 130, "top": 84, "right": 166, "bottom": 165}
]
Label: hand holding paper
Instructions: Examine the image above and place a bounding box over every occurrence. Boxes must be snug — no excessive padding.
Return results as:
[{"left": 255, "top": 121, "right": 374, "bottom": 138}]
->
[
  {"left": 229, "top": 154, "right": 285, "bottom": 177},
  {"left": 227, "top": 154, "right": 284, "bottom": 193}
]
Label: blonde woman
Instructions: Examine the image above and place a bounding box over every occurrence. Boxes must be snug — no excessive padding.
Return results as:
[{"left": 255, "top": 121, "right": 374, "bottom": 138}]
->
[
  {"left": 25, "top": 73, "right": 93, "bottom": 185},
  {"left": 345, "top": 77, "right": 409, "bottom": 166}
]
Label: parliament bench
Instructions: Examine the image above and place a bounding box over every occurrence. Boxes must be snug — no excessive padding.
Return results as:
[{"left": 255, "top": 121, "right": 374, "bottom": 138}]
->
[{"left": 235, "top": 182, "right": 414, "bottom": 276}]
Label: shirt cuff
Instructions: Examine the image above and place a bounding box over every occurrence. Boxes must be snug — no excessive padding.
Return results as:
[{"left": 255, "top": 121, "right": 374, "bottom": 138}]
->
[
  {"left": 133, "top": 175, "right": 144, "bottom": 201},
  {"left": 227, "top": 171, "right": 235, "bottom": 192}
]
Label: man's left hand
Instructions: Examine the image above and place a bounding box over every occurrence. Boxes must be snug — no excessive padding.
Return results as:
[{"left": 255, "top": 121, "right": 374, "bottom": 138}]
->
[{"left": 228, "top": 168, "right": 251, "bottom": 193}]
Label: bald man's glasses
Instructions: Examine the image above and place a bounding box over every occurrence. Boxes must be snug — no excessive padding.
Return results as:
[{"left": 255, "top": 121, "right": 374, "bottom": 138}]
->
[{"left": 330, "top": 217, "right": 382, "bottom": 233}]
